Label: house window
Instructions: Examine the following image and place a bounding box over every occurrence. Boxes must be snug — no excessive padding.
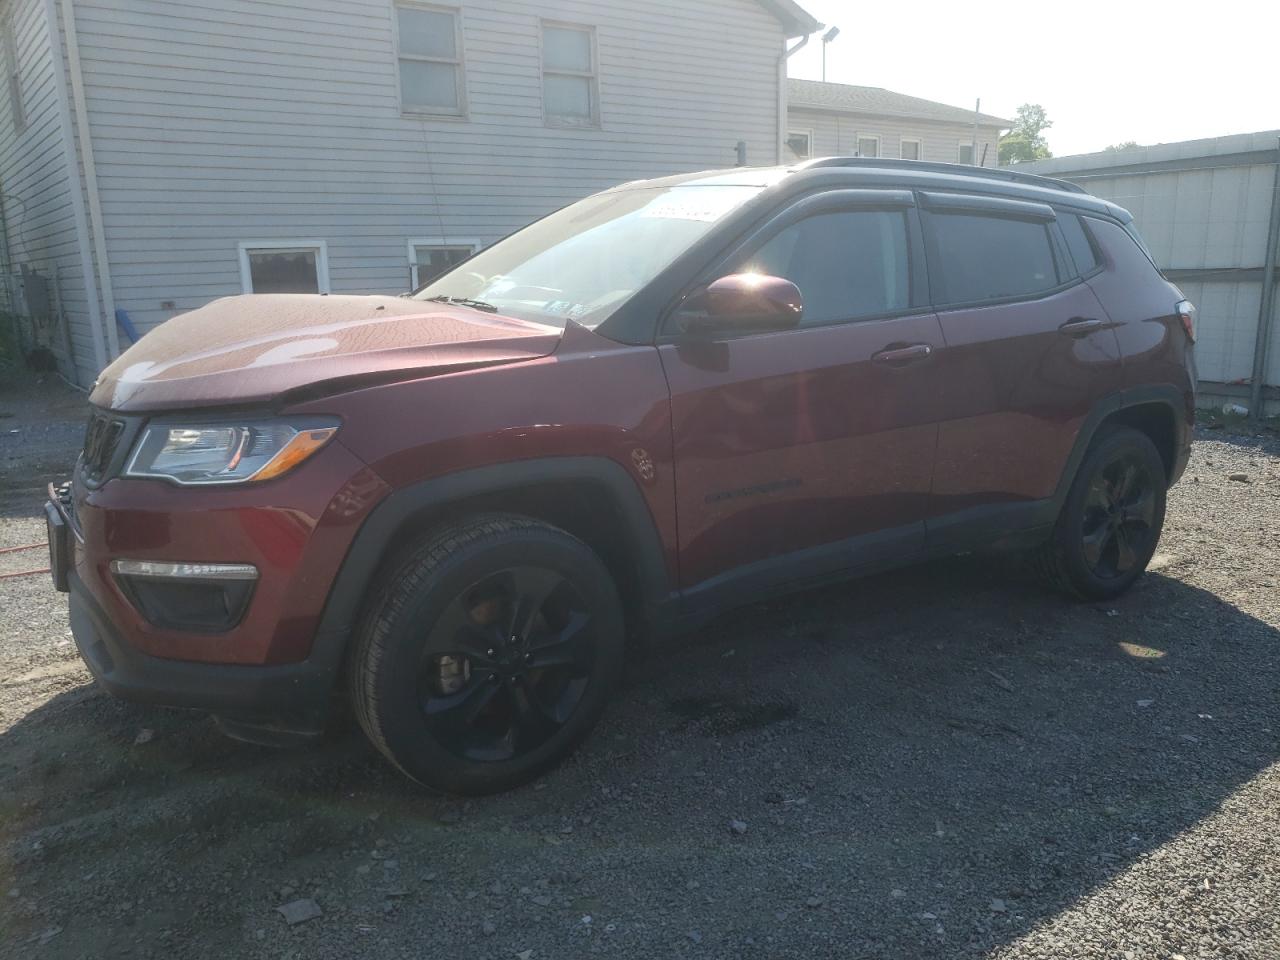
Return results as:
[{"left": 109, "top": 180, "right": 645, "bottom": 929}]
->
[
  {"left": 396, "top": 2, "right": 465, "bottom": 116},
  {"left": 408, "top": 239, "right": 478, "bottom": 289},
  {"left": 958, "top": 141, "right": 976, "bottom": 165},
  {"left": 542, "top": 22, "right": 598, "bottom": 126},
  {"left": 786, "top": 130, "right": 812, "bottom": 160},
  {"left": 3, "top": 16, "right": 24, "bottom": 132},
  {"left": 238, "top": 241, "right": 330, "bottom": 294},
  {"left": 900, "top": 138, "right": 921, "bottom": 161},
  {"left": 856, "top": 135, "right": 880, "bottom": 158}
]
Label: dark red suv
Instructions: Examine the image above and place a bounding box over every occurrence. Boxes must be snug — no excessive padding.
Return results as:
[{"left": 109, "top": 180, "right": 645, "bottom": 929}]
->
[{"left": 46, "top": 159, "right": 1195, "bottom": 794}]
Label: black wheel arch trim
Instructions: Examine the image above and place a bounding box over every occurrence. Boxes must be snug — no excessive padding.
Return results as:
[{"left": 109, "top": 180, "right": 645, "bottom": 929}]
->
[
  {"left": 1051, "top": 384, "right": 1190, "bottom": 512},
  {"left": 311, "top": 456, "right": 673, "bottom": 668}
]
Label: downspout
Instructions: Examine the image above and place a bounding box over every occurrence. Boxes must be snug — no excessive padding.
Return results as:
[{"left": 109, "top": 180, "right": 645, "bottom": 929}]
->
[
  {"left": 60, "top": 0, "right": 117, "bottom": 358},
  {"left": 1249, "top": 136, "right": 1280, "bottom": 421},
  {"left": 42, "top": 0, "right": 106, "bottom": 375},
  {"left": 777, "top": 33, "right": 811, "bottom": 164}
]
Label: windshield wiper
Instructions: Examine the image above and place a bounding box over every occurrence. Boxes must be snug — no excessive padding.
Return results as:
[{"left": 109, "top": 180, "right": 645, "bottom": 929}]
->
[{"left": 425, "top": 295, "right": 499, "bottom": 313}]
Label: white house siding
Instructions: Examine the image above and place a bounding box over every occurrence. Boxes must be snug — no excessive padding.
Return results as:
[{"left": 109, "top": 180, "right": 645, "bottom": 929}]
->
[
  {"left": 789, "top": 107, "right": 1003, "bottom": 168},
  {"left": 63, "top": 0, "right": 787, "bottom": 353},
  {"left": 0, "top": 0, "right": 100, "bottom": 384}
]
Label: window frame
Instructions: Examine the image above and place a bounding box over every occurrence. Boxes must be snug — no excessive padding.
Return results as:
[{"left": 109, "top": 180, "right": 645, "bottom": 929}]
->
[
  {"left": 659, "top": 188, "right": 927, "bottom": 341},
  {"left": 957, "top": 141, "right": 976, "bottom": 165},
  {"left": 393, "top": 1, "right": 467, "bottom": 119},
  {"left": 3, "top": 14, "right": 24, "bottom": 133},
  {"left": 407, "top": 237, "right": 480, "bottom": 289},
  {"left": 540, "top": 20, "right": 600, "bottom": 128},
  {"left": 855, "top": 133, "right": 881, "bottom": 159},
  {"left": 899, "top": 137, "right": 922, "bottom": 161},
  {"left": 786, "top": 128, "right": 814, "bottom": 161},
  {"left": 238, "top": 240, "right": 331, "bottom": 295}
]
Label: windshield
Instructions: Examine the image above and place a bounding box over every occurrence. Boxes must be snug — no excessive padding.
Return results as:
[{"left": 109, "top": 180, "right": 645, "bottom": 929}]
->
[{"left": 412, "top": 184, "right": 765, "bottom": 328}]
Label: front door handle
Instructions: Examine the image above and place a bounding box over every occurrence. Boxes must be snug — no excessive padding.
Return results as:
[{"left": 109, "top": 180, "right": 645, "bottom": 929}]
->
[
  {"left": 1059, "top": 317, "right": 1105, "bottom": 337},
  {"left": 872, "top": 343, "right": 933, "bottom": 366}
]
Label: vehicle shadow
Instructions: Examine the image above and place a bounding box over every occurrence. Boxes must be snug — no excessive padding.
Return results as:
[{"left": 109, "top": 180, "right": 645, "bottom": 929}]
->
[{"left": 3, "top": 550, "right": 1275, "bottom": 958}]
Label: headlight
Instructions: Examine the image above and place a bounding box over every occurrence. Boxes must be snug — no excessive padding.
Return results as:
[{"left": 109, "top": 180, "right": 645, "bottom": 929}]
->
[{"left": 125, "top": 418, "right": 339, "bottom": 485}]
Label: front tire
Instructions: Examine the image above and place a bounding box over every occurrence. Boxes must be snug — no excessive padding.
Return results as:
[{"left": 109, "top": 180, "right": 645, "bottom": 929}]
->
[
  {"left": 1034, "top": 426, "right": 1168, "bottom": 601},
  {"left": 349, "top": 515, "right": 625, "bottom": 795}
]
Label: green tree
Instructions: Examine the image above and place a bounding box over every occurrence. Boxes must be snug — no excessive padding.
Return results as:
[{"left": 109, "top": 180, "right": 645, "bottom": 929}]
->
[
  {"left": 1104, "top": 141, "right": 1140, "bottom": 152},
  {"left": 999, "top": 104, "right": 1053, "bottom": 164}
]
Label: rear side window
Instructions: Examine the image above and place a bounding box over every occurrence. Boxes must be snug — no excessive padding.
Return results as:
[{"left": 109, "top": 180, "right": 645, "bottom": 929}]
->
[
  {"left": 1058, "top": 214, "right": 1101, "bottom": 275},
  {"left": 925, "top": 213, "right": 1060, "bottom": 305},
  {"left": 735, "top": 210, "right": 910, "bottom": 325}
]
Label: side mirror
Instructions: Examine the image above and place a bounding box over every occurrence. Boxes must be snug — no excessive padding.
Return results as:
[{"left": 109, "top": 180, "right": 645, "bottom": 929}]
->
[{"left": 676, "top": 273, "right": 803, "bottom": 336}]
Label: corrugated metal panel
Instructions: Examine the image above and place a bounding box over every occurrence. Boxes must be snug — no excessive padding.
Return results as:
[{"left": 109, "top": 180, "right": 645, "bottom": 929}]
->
[{"left": 66, "top": 0, "right": 786, "bottom": 338}]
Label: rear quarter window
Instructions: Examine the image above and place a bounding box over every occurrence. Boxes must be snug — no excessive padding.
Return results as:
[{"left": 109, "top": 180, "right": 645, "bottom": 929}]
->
[
  {"left": 1058, "top": 214, "right": 1101, "bottom": 275},
  {"left": 925, "top": 212, "right": 1060, "bottom": 305}
]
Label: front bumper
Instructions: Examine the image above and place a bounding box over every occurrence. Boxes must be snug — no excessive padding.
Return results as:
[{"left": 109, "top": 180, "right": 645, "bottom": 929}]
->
[
  {"left": 67, "top": 566, "right": 338, "bottom": 738},
  {"left": 46, "top": 433, "right": 390, "bottom": 739}
]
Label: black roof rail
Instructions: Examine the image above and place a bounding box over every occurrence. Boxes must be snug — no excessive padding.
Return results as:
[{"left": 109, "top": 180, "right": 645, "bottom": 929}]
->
[{"left": 797, "top": 157, "right": 1089, "bottom": 195}]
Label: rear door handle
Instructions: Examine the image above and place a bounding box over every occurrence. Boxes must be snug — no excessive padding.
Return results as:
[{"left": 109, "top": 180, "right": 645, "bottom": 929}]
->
[
  {"left": 872, "top": 343, "right": 933, "bottom": 366},
  {"left": 1059, "top": 317, "right": 1105, "bottom": 337}
]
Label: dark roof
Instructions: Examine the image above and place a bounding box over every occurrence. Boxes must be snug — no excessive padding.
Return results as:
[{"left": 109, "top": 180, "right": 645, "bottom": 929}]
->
[
  {"left": 788, "top": 78, "right": 1012, "bottom": 128},
  {"left": 755, "top": 0, "right": 822, "bottom": 37}
]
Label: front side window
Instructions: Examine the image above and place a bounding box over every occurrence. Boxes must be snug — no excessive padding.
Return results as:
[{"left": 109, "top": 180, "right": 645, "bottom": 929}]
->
[
  {"left": 239, "top": 242, "right": 330, "bottom": 294},
  {"left": 857, "top": 135, "right": 880, "bottom": 158},
  {"left": 414, "top": 183, "right": 765, "bottom": 327},
  {"left": 396, "top": 2, "right": 464, "bottom": 115},
  {"left": 786, "top": 130, "right": 812, "bottom": 160},
  {"left": 409, "top": 241, "right": 477, "bottom": 289},
  {"left": 542, "top": 23, "right": 598, "bottom": 126},
  {"left": 925, "top": 213, "right": 1059, "bottom": 305},
  {"left": 733, "top": 209, "right": 910, "bottom": 326}
]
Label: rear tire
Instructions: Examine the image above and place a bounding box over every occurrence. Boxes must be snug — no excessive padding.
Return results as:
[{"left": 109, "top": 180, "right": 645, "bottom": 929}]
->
[
  {"left": 349, "top": 514, "right": 625, "bottom": 795},
  {"left": 1033, "top": 426, "right": 1167, "bottom": 601}
]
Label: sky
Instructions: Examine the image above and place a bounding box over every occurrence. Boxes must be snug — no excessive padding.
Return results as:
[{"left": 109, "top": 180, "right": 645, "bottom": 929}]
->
[{"left": 786, "top": 0, "right": 1280, "bottom": 157}]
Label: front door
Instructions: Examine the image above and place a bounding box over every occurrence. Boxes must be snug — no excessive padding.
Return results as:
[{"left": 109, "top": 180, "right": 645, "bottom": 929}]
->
[{"left": 658, "top": 192, "right": 944, "bottom": 595}]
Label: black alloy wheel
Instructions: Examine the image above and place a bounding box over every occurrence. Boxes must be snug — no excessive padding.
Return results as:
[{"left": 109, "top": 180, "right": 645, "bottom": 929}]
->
[
  {"left": 1033, "top": 425, "right": 1168, "bottom": 600},
  {"left": 350, "top": 515, "right": 625, "bottom": 795},
  {"left": 418, "top": 566, "right": 595, "bottom": 763},
  {"left": 1078, "top": 452, "right": 1160, "bottom": 580}
]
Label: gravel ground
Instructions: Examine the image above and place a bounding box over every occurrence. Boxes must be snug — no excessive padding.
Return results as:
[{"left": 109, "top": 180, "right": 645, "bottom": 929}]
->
[{"left": 2, "top": 376, "right": 1280, "bottom": 960}]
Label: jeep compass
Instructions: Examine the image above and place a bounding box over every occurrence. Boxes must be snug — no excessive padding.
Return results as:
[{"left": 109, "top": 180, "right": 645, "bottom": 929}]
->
[{"left": 47, "top": 159, "right": 1196, "bottom": 794}]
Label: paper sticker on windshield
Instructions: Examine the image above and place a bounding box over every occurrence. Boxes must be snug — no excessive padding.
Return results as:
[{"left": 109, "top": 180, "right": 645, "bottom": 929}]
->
[{"left": 641, "top": 188, "right": 754, "bottom": 223}]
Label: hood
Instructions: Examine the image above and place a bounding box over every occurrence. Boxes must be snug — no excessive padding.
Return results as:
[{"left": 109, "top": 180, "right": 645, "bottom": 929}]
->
[{"left": 90, "top": 294, "right": 564, "bottom": 412}]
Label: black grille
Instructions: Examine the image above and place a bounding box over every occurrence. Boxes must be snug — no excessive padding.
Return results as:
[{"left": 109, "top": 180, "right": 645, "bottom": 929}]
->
[{"left": 82, "top": 413, "right": 125, "bottom": 484}]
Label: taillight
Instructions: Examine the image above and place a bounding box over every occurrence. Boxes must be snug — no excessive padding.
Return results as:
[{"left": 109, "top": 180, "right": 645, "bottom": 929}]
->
[{"left": 1175, "top": 299, "right": 1196, "bottom": 343}]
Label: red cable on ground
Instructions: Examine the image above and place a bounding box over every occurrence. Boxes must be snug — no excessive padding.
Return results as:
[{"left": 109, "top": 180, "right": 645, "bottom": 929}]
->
[
  {"left": 0, "top": 568, "right": 51, "bottom": 580},
  {"left": 0, "top": 543, "right": 44, "bottom": 554}
]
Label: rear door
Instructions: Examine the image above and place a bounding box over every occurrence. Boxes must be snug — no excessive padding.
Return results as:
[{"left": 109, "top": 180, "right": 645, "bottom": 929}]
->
[
  {"left": 920, "top": 193, "right": 1124, "bottom": 548},
  {"left": 658, "top": 190, "right": 944, "bottom": 593}
]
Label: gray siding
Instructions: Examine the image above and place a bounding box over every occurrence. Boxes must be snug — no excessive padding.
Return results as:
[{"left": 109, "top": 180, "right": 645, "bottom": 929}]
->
[
  {"left": 788, "top": 106, "right": 1002, "bottom": 168},
  {"left": 0, "top": 0, "right": 97, "bottom": 384},
  {"left": 68, "top": 0, "right": 786, "bottom": 338}
]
